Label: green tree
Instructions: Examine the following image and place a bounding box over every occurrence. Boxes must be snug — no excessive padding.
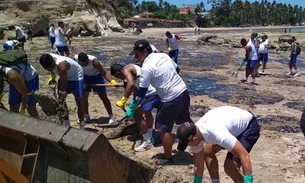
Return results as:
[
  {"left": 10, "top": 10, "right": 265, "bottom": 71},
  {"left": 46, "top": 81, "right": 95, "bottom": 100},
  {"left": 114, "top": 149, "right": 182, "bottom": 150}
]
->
[{"left": 108, "top": 0, "right": 305, "bottom": 27}]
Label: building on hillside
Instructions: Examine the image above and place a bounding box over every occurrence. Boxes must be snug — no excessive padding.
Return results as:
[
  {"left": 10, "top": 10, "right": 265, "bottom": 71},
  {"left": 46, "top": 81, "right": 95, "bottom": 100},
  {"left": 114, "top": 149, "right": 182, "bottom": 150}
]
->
[
  {"left": 197, "top": 12, "right": 210, "bottom": 17},
  {"left": 138, "top": 11, "right": 153, "bottom": 18},
  {"left": 179, "top": 4, "right": 196, "bottom": 15},
  {"left": 123, "top": 11, "right": 183, "bottom": 28}
]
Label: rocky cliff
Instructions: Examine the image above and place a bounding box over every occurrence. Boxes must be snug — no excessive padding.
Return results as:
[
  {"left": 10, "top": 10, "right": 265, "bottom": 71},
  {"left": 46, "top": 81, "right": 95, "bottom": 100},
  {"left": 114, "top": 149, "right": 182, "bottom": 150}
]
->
[{"left": 0, "top": 0, "right": 124, "bottom": 39}]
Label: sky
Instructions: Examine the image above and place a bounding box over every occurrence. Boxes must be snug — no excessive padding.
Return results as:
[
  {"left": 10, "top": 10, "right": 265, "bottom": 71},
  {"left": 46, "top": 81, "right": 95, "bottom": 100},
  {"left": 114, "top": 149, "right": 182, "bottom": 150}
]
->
[{"left": 139, "top": 0, "right": 305, "bottom": 10}]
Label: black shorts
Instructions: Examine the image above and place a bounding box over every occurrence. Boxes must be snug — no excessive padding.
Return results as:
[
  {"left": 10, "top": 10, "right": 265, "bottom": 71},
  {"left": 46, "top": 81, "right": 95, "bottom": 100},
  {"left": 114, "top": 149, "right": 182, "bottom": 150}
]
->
[
  {"left": 155, "top": 90, "right": 192, "bottom": 132},
  {"left": 226, "top": 115, "right": 260, "bottom": 164}
]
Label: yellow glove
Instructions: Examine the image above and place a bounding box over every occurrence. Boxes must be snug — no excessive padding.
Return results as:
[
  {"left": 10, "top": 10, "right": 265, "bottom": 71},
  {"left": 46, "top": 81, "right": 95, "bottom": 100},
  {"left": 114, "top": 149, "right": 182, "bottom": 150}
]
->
[
  {"left": 167, "top": 46, "right": 172, "bottom": 51},
  {"left": 0, "top": 94, "right": 3, "bottom": 102},
  {"left": 179, "top": 39, "right": 183, "bottom": 42},
  {"left": 110, "top": 79, "right": 118, "bottom": 86},
  {"left": 20, "top": 107, "right": 26, "bottom": 115},
  {"left": 47, "top": 73, "right": 57, "bottom": 85},
  {"left": 116, "top": 96, "right": 128, "bottom": 108}
]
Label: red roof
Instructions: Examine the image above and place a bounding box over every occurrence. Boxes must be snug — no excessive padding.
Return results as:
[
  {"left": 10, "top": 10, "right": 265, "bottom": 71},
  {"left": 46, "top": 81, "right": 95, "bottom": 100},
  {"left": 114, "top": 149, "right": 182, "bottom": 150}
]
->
[{"left": 123, "top": 17, "right": 182, "bottom": 23}]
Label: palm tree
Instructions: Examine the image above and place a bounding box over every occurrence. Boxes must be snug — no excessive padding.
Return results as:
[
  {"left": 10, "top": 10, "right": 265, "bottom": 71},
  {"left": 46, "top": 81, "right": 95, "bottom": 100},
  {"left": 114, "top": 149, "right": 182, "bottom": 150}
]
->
[
  {"left": 199, "top": 2, "right": 205, "bottom": 12},
  {"left": 159, "top": 0, "right": 163, "bottom": 8}
]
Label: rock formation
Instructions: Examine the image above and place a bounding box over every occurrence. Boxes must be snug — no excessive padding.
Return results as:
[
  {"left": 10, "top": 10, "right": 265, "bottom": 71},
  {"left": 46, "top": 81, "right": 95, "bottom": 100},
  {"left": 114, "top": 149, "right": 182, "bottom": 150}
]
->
[
  {"left": 197, "top": 35, "right": 242, "bottom": 48},
  {"left": 0, "top": 0, "right": 124, "bottom": 39}
]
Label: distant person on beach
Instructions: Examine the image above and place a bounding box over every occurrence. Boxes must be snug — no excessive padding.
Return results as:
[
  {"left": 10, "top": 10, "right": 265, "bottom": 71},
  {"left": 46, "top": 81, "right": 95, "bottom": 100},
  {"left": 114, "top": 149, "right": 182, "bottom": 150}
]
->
[
  {"left": 78, "top": 26, "right": 84, "bottom": 37},
  {"left": 110, "top": 63, "right": 161, "bottom": 151},
  {"left": 286, "top": 36, "right": 301, "bottom": 76},
  {"left": 166, "top": 31, "right": 181, "bottom": 64},
  {"left": 132, "top": 22, "right": 136, "bottom": 32},
  {"left": 240, "top": 32, "right": 259, "bottom": 85},
  {"left": 26, "top": 26, "right": 33, "bottom": 44},
  {"left": 257, "top": 34, "right": 271, "bottom": 73},
  {"left": 127, "top": 39, "right": 192, "bottom": 164},
  {"left": 74, "top": 52, "right": 117, "bottom": 124},
  {"left": 65, "top": 27, "right": 74, "bottom": 45},
  {"left": 133, "top": 27, "right": 142, "bottom": 35},
  {"left": 8, "top": 25, "right": 26, "bottom": 51},
  {"left": 54, "top": 21, "right": 70, "bottom": 56},
  {"left": 300, "top": 108, "right": 305, "bottom": 136},
  {"left": 176, "top": 106, "right": 260, "bottom": 183},
  {"left": 48, "top": 24, "right": 55, "bottom": 51}
]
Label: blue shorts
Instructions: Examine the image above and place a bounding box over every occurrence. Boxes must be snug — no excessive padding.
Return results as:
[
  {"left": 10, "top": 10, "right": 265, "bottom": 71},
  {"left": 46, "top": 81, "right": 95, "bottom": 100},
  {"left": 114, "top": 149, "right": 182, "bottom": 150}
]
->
[
  {"left": 290, "top": 54, "right": 297, "bottom": 65},
  {"left": 57, "top": 79, "right": 84, "bottom": 98},
  {"left": 50, "top": 37, "right": 55, "bottom": 43},
  {"left": 18, "top": 36, "right": 26, "bottom": 43},
  {"left": 155, "top": 90, "right": 192, "bottom": 132},
  {"left": 56, "top": 46, "right": 69, "bottom": 52},
  {"left": 3, "top": 43, "right": 13, "bottom": 50},
  {"left": 141, "top": 95, "right": 161, "bottom": 111},
  {"left": 84, "top": 74, "right": 106, "bottom": 93},
  {"left": 226, "top": 115, "right": 260, "bottom": 164},
  {"left": 9, "top": 75, "right": 39, "bottom": 105},
  {"left": 246, "top": 59, "right": 258, "bottom": 68},
  {"left": 258, "top": 53, "right": 268, "bottom": 62},
  {"left": 27, "top": 30, "right": 33, "bottom": 36},
  {"left": 169, "top": 49, "right": 179, "bottom": 63}
]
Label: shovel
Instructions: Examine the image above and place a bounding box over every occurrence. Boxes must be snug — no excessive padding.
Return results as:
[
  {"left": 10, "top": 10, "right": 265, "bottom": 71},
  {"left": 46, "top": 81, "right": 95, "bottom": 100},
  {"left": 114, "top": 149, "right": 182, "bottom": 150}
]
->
[
  {"left": 232, "top": 59, "right": 246, "bottom": 77},
  {"left": 96, "top": 95, "right": 157, "bottom": 128}
]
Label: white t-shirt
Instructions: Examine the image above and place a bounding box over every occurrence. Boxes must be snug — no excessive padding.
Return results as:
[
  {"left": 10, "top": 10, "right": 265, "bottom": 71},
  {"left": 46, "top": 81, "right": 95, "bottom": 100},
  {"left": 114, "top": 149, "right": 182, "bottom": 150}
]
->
[
  {"left": 191, "top": 106, "right": 253, "bottom": 153},
  {"left": 167, "top": 34, "right": 179, "bottom": 50},
  {"left": 131, "top": 64, "right": 156, "bottom": 97},
  {"left": 246, "top": 40, "right": 258, "bottom": 60},
  {"left": 15, "top": 26, "right": 24, "bottom": 39},
  {"left": 139, "top": 52, "right": 187, "bottom": 102},
  {"left": 4, "top": 40, "right": 17, "bottom": 47},
  {"left": 74, "top": 55, "right": 100, "bottom": 76},
  {"left": 48, "top": 26, "right": 55, "bottom": 37},
  {"left": 49, "top": 53, "right": 83, "bottom": 81},
  {"left": 54, "top": 28, "right": 67, "bottom": 47},
  {"left": 258, "top": 39, "right": 269, "bottom": 54},
  {"left": 4, "top": 64, "right": 38, "bottom": 81}
]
